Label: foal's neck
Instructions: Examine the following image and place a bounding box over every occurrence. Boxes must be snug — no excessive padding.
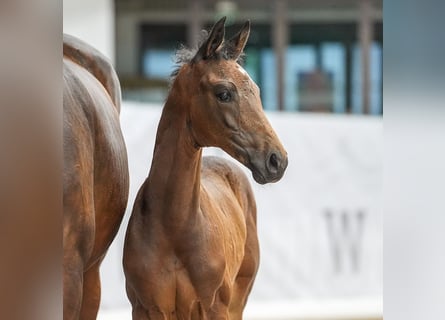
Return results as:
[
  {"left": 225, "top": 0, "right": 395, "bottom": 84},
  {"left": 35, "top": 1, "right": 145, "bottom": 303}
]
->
[{"left": 145, "top": 91, "right": 202, "bottom": 230}]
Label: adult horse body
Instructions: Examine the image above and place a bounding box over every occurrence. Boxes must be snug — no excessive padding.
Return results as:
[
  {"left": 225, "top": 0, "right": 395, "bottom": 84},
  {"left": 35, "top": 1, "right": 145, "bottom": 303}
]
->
[
  {"left": 123, "top": 18, "right": 287, "bottom": 319},
  {"left": 63, "top": 34, "right": 129, "bottom": 320}
]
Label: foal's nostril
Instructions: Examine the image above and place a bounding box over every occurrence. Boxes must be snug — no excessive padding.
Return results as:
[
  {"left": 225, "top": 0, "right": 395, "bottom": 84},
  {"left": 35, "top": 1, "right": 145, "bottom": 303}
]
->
[{"left": 268, "top": 153, "right": 279, "bottom": 173}]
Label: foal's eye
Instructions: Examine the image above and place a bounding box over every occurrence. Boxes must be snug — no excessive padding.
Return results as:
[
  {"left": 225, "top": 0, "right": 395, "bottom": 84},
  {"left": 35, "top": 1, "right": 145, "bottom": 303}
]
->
[{"left": 216, "top": 90, "right": 232, "bottom": 103}]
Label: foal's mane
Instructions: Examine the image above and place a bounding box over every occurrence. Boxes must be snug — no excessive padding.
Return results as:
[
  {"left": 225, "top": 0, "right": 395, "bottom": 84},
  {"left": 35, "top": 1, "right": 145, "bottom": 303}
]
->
[{"left": 170, "top": 29, "right": 245, "bottom": 83}]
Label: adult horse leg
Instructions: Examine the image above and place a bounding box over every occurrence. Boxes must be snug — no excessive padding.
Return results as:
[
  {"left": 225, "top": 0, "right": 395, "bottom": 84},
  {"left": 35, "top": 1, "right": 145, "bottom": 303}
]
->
[
  {"left": 63, "top": 256, "right": 84, "bottom": 320},
  {"left": 63, "top": 205, "right": 94, "bottom": 320},
  {"left": 79, "top": 258, "right": 103, "bottom": 320},
  {"left": 63, "top": 151, "right": 95, "bottom": 320},
  {"left": 63, "top": 214, "right": 93, "bottom": 319}
]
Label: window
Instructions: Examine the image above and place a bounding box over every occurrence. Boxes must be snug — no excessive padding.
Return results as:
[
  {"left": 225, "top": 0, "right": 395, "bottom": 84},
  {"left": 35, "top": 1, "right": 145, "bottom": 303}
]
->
[{"left": 140, "top": 24, "right": 186, "bottom": 79}]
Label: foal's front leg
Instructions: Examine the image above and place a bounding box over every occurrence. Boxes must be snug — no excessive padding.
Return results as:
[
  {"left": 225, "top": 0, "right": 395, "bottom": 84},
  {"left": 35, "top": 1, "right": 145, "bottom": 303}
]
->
[
  {"left": 206, "top": 288, "right": 231, "bottom": 320},
  {"left": 127, "top": 284, "right": 175, "bottom": 320},
  {"left": 132, "top": 305, "right": 173, "bottom": 320}
]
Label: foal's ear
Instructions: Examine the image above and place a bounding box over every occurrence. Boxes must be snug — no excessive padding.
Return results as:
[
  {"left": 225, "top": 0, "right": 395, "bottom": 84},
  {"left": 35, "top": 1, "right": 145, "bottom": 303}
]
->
[
  {"left": 193, "top": 16, "right": 226, "bottom": 62},
  {"left": 225, "top": 20, "right": 250, "bottom": 60}
]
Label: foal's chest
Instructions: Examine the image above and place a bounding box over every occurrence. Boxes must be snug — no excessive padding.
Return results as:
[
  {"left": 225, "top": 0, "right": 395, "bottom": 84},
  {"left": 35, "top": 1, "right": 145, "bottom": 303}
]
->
[{"left": 172, "top": 200, "right": 247, "bottom": 311}]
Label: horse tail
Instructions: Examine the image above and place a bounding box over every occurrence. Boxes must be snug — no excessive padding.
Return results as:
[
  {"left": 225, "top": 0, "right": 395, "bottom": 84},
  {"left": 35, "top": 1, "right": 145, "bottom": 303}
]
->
[{"left": 63, "top": 34, "right": 122, "bottom": 113}]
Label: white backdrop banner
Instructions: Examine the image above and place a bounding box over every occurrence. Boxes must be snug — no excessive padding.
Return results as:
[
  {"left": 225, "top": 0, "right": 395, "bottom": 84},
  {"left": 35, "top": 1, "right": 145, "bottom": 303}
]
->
[{"left": 100, "top": 101, "right": 382, "bottom": 310}]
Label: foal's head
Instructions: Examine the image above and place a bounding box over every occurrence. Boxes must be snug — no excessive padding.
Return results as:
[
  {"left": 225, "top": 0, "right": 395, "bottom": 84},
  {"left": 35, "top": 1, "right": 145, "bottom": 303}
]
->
[{"left": 173, "top": 17, "right": 287, "bottom": 184}]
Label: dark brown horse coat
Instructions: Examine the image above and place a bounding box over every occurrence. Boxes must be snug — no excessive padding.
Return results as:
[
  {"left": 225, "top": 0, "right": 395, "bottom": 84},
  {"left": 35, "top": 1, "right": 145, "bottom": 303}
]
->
[
  {"left": 63, "top": 34, "right": 129, "bottom": 320},
  {"left": 123, "top": 18, "right": 287, "bottom": 319}
]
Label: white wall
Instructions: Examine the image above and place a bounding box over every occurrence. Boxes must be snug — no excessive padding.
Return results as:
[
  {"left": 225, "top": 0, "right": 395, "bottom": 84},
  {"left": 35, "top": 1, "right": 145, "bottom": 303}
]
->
[{"left": 63, "top": 0, "right": 115, "bottom": 62}]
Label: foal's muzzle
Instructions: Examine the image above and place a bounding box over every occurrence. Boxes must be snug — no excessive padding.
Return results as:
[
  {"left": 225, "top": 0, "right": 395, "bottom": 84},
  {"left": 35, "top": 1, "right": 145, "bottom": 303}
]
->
[{"left": 249, "top": 150, "right": 288, "bottom": 184}]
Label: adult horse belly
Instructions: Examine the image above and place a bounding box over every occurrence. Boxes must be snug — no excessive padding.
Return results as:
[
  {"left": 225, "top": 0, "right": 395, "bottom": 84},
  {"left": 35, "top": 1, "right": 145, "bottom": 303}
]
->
[
  {"left": 89, "top": 99, "right": 129, "bottom": 266},
  {"left": 66, "top": 59, "right": 129, "bottom": 267}
]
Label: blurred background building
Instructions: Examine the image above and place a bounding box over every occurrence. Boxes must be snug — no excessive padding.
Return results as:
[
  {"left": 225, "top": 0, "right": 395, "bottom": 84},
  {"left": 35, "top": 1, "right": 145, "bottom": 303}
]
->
[
  {"left": 114, "top": 0, "right": 382, "bottom": 114},
  {"left": 64, "top": 0, "right": 382, "bottom": 115}
]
